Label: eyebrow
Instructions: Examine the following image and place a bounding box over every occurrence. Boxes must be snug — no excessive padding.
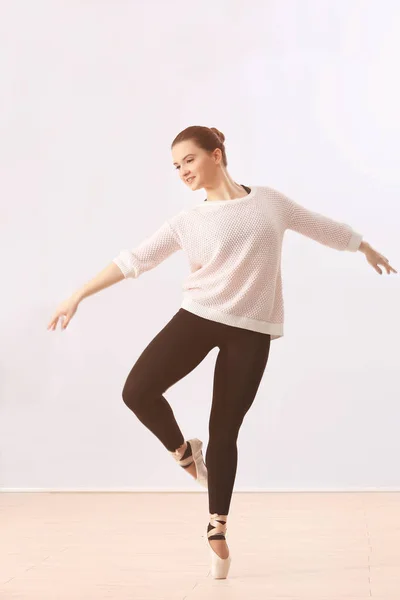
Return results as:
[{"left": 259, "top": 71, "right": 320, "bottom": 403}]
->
[{"left": 173, "top": 154, "right": 194, "bottom": 166}]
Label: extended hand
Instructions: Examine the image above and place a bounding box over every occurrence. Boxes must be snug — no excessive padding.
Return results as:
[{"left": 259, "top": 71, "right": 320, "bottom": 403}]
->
[
  {"left": 363, "top": 244, "right": 397, "bottom": 275},
  {"left": 47, "top": 293, "right": 81, "bottom": 331}
]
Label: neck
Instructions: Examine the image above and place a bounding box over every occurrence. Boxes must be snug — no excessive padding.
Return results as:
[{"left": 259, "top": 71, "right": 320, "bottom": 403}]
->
[{"left": 205, "top": 179, "right": 248, "bottom": 202}]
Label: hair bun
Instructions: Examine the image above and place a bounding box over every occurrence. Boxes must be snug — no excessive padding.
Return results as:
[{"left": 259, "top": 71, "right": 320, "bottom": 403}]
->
[{"left": 210, "top": 127, "right": 225, "bottom": 144}]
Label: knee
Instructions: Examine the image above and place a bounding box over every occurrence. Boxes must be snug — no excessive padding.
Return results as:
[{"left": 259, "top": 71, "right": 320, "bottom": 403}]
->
[
  {"left": 209, "top": 416, "right": 243, "bottom": 444},
  {"left": 208, "top": 428, "right": 240, "bottom": 447},
  {"left": 122, "top": 379, "right": 146, "bottom": 413}
]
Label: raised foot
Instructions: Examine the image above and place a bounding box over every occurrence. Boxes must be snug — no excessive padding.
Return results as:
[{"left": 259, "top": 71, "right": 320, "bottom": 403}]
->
[
  {"left": 184, "top": 461, "right": 198, "bottom": 479},
  {"left": 174, "top": 441, "right": 198, "bottom": 479}
]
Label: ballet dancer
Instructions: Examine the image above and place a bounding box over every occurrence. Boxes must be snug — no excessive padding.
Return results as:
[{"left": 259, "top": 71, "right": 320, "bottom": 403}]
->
[{"left": 47, "top": 125, "right": 397, "bottom": 579}]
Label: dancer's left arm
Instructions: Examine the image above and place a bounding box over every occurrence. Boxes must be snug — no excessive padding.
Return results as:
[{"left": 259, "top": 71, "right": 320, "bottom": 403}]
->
[{"left": 280, "top": 189, "right": 397, "bottom": 275}]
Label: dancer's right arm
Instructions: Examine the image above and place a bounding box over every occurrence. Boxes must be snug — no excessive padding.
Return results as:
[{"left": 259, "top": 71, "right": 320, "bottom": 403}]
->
[
  {"left": 47, "top": 262, "right": 124, "bottom": 331},
  {"left": 48, "top": 214, "right": 183, "bottom": 331}
]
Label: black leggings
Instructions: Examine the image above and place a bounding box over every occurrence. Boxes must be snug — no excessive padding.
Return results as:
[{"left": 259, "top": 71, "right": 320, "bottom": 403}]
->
[{"left": 122, "top": 308, "right": 271, "bottom": 515}]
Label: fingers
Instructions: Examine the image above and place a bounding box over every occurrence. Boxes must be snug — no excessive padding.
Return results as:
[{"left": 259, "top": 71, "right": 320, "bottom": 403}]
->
[
  {"left": 47, "top": 318, "right": 57, "bottom": 330},
  {"left": 47, "top": 313, "right": 65, "bottom": 330},
  {"left": 370, "top": 255, "right": 397, "bottom": 275},
  {"left": 47, "top": 318, "right": 67, "bottom": 330},
  {"left": 381, "top": 256, "right": 397, "bottom": 274},
  {"left": 382, "top": 262, "right": 397, "bottom": 274}
]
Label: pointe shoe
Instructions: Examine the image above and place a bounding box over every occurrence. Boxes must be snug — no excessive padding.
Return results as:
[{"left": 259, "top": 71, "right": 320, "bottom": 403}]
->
[
  {"left": 168, "top": 438, "right": 208, "bottom": 489},
  {"left": 207, "top": 514, "right": 232, "bottom": 579}
]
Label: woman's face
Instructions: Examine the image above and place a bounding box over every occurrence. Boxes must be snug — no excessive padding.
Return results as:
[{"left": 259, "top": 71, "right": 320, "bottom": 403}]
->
[{"left": 172, "top": 141, "right": 221, "bottom": 190}]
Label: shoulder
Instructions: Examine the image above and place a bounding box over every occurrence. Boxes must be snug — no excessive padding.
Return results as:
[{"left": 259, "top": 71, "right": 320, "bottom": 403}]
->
[
  {"left": 259, "top": 185, "right": 294, "bottom": 208},
  {"left": 259, "top": 185, "right": 287, "bottom": 199},
  {"left": 167, "top": 208, "right": 191, "bottom": 231}
]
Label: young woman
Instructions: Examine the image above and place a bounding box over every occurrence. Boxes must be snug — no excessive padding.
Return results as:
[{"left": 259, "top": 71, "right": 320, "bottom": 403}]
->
[{"left": 47, "top": 126, "right": 396, "bottom": 579}]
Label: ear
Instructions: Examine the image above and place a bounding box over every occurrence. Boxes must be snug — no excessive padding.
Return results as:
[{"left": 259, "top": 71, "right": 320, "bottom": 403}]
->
[{"left": 213, "top": 147, "right": 222, "bottom": 164}]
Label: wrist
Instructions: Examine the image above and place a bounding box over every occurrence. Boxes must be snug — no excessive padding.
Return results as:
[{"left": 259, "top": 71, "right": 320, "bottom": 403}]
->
[
  {"left": 359, "top": 240, "right": 371, "bottom": 254},
  {"left": 73, "top": 290, "right": 84, "bottom": 303}
]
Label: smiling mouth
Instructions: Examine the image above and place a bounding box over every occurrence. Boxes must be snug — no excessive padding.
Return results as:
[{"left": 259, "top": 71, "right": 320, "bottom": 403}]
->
[{"left": 186, "top": 177, "right": 196, "bottom": 183}]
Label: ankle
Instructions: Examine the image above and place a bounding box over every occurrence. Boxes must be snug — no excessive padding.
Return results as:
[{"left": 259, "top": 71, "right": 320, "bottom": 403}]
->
[
  {"left": 170, "top": 441, "right": 187, "bottom": 460},
  {"left": 209, "top": 513, "right": 228, "bottom": 523},
  {"left": 208, "top": 514, "right": 228, "bottom": 542},
  {"left": 176, "top": 441, "right": 187, "bottom": 458}
]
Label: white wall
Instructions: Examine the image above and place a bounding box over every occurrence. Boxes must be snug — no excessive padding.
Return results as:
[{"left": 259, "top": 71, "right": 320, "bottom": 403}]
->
[{"left": 1, "top": 0, "right": 399, "bottom": 492}]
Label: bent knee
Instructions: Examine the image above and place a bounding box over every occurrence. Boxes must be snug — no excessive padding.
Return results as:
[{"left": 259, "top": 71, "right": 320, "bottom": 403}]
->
[
  {"left": 122, "top": 378, "right": 159, "bottom": 412},
  {"left": 122, "top": 380, "right": 144, "bottom": 411}
]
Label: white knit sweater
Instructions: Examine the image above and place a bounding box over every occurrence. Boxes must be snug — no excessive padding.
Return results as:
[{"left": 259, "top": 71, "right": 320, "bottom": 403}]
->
[{"left": 113, "top": 185, "right": 363, "bottom": 340}]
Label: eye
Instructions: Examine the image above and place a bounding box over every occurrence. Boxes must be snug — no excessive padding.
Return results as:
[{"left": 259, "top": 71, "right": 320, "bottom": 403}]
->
[{"left": 175, "top": 159, "right": 193, "bottom": 170}]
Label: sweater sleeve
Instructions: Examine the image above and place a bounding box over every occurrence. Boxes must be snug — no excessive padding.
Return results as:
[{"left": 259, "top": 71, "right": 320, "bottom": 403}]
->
[
  {"left": 282, "top": 192, "right": 363, "bottom": 252},
  {"left": 113, "top": 220, "right": 182, "bottom": 278}
]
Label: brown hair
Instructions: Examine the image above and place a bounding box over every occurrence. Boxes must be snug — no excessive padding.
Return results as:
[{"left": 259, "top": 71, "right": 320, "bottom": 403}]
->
[{"left": 171, "top": 126, "right": 228, "bottom": 167}]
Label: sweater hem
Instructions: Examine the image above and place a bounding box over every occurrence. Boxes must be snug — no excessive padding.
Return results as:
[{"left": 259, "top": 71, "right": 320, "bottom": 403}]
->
[
  {"left": 112, "top": 256, "right": 138, "bottom": 279},
  {"left": 180, "top": 298, "right": 283, "bottom": 340}
]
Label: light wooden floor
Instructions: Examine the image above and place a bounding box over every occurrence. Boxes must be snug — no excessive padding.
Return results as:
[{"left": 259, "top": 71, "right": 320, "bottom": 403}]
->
[{"left": 1, "top": 491, "right": 399, "bottom": 599}]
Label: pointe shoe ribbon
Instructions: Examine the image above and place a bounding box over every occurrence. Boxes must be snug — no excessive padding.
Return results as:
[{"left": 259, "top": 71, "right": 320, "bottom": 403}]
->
[
  {"left": 207, "top": 513, "right": 232, "bottom": 579},
  {"left": 169, "top": 439, "right": 208, "bottom": 489},
  {"left": 208, "top": 513, "right": 229, "bottom": 534}
]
